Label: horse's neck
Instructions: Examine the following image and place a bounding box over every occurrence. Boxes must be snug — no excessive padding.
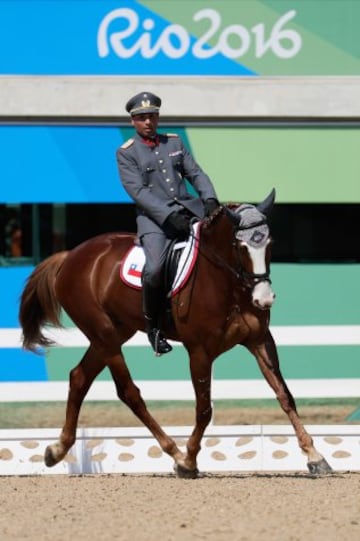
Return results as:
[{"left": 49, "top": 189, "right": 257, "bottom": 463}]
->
[
  {"left": 196, "top": 217, "right": 238, "bottom": 300},
  {"left": 201, "top": 215, "right": 235, "bottom": 261}
]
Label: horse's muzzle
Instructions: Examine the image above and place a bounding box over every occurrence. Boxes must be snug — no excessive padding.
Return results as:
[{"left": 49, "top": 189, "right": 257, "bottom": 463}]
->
[{"left": 252, "top": 282, "right": 276, "bottom": 310}]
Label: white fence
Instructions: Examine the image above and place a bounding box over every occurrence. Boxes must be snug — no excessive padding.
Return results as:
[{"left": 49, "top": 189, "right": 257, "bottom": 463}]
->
[{"left": 1, "top": 425, "right": 359, "bottom": 475}]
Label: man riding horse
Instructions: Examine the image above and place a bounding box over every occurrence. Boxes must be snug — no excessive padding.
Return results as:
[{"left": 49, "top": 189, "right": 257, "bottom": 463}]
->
[{"left": 116, "top": 92, "right": 219, "bottom": 356}]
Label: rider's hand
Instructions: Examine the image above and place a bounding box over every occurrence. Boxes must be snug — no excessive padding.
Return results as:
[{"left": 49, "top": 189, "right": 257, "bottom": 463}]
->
[
  {"left": 204, "top": 198, "right": 220, "bottom": 217},
  {"left": 164, "top": 211, "right": 191, "bottom": 240}
]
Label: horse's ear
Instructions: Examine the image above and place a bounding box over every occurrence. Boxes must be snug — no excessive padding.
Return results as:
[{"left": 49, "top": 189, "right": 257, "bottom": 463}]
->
[
  {"left": 256, "top": 188, "right": 276, "bottom": 216},
  {"left": 225, "top": 206, "right": 241, "bottom": 225}
]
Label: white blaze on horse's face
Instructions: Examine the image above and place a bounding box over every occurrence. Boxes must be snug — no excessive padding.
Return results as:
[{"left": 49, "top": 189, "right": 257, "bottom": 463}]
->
[{"left": 240, "top": 239, "right": 276, "bottom": 310}]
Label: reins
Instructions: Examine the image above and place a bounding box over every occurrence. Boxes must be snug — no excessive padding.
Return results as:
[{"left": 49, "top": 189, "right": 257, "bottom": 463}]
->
[{"left": 187, "top": 213, "right": 271, "bottom": 290}]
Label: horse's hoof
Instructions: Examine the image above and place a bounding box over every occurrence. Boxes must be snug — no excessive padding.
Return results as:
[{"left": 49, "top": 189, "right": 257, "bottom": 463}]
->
[
  {"left": 44, "top": 445, "right": 58, "bottom": 467},
  {"left": 307, "top": 458, "right": 333, "bottom": 475},
  {"left": 174, "top": 464, "right": 199, "bottom": 479}
]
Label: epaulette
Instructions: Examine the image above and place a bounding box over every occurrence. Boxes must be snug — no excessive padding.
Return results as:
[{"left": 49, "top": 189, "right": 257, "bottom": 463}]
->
[
  {"left": 121, "top": 138, "right": 134, "bottom": 149},
  {"left": 166, "top": 133, "right": 179, "bottom": 138}
]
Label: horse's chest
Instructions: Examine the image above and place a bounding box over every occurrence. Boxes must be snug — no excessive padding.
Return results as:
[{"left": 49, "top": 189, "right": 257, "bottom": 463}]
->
[{"left": 225, "top": 307, "right": 267, "bottom": 346}]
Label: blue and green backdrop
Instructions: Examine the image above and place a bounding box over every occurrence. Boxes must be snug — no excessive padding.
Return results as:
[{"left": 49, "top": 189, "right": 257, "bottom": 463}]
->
[{"left": 0, "top": 125, "right": 359, "bottom": 390}]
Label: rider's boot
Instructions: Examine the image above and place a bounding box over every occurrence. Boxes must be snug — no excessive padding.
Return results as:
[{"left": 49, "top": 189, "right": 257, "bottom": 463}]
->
[{"left": 143, "top": 282, "right": 172, "bottom": 356}]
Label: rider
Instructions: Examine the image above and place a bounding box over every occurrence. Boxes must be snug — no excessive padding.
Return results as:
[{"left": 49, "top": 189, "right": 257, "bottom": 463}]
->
[{"left": 116, "top": 91, "right": 219, "bottom": 356}]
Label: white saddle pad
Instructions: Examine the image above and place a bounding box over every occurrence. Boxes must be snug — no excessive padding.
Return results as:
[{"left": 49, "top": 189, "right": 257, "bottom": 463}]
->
[{"left": 120, "top": 222, "right": 200, "bottom": 296}]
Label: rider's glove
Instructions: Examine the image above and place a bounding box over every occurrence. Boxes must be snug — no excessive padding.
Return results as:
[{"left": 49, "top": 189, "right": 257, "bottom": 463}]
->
[
  {"left": 204, "top": 198, "right": 220, "bottom": 217},
  {"left": 164, "top": 211, "right": 191, "bottom": 240}
]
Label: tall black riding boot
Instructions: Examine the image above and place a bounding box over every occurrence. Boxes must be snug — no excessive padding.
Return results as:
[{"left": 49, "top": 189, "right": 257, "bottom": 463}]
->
[{"left": 143, "top": 282, "right": 172, "bottom": 356}]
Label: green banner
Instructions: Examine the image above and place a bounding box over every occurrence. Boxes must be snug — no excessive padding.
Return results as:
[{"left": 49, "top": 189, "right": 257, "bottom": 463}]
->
[{"left": 185, "top": 127, "right": 360, "bottom": 203}]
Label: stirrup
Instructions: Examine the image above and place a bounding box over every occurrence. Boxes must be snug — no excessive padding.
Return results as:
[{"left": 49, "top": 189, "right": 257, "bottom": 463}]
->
[{"left": 148, "top": 329, "right": 173, "bottom": 356}]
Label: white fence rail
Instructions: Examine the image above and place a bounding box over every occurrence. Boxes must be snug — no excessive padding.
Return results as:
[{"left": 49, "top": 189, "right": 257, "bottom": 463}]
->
[
  {"left": 0, "top": 378, "right": 360, "bottom": 402},
  {"left": 2, "top": 325, "right": 360, "bottom": 348}
]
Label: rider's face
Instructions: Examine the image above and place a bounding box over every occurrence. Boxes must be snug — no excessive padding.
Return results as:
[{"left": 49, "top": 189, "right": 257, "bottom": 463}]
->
[{"left": 131, "top": 113, "right": 159, "bottom": 139}]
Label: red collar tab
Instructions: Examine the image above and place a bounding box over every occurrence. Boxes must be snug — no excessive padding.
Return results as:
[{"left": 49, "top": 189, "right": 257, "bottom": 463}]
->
[{"left": 141, "top": 135, "right": 160, "bottom": 148}]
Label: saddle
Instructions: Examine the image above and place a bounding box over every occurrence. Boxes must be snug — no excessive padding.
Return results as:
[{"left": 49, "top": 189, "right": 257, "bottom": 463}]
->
[{"left": 120, "top": 222, "right": 200, "bottom": 296}]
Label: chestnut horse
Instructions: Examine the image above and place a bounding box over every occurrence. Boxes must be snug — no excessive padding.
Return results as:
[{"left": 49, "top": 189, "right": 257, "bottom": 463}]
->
[{"left": 19, "top": 190, "right": 332, "bottom": 477}]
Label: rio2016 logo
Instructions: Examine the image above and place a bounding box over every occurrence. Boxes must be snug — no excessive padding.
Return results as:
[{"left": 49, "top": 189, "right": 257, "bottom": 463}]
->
[{"left": 97, "top": 8, "right": 302, "bottom": 60}]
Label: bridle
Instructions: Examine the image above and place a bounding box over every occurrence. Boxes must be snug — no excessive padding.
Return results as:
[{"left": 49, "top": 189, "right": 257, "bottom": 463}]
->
[
  {"left": 235, "top": 259, "right": 272, "bottom": 292},
  {"left": 192, "top": 208, "right": 272, "bottom": 293},
  {"left": 233, "top": 217, "right": 272, "bottom": 291}
]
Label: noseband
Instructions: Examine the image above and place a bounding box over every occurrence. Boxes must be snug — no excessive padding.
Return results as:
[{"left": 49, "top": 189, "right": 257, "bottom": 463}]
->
[{"left": 236, "top": 266, "right": 272, "bottom": 291}]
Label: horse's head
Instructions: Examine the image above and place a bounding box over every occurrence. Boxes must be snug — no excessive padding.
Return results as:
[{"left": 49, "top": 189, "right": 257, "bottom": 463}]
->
[{"left": 227, "top": 189, "right": 276, "bottom": 310}]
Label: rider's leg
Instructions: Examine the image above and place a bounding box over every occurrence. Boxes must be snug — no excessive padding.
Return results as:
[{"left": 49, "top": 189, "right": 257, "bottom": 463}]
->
[
  {"left": 141, "top": 232, "right": 173, "bottom": 356},
  {"left": 142, "top": 281, "right": 172, "bottom": 355}
]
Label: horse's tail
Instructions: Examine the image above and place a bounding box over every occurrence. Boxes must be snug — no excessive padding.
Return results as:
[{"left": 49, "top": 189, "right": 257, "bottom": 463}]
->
[{"left": 19, "top": 251, "right": 69, "bottom": 352}]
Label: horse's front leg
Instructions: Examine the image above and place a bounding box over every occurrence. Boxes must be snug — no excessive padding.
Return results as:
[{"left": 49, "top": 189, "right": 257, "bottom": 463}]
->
[
  {"left": 248, "top": 330, "right": 332, "bottom": 475},
  {"left": 174, "top": 349, "right": 213, "bottom": 479},
  {"left": 45, "top": 346, "right": 105, "bottom": 467}
]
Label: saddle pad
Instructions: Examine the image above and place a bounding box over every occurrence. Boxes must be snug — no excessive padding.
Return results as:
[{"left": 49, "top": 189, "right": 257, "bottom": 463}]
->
[{"left": 120, "top": 222, "right": 200, "bottom": 296}]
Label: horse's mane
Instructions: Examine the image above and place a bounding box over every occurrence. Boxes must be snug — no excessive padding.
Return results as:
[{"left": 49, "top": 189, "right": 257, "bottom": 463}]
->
[
  {"left": 201, "top": 205, "right": 222, "bottom": 230},
  {"left": 202, "top": 201, "right": 245, "bottom": 229},
  {"left": 203, "top": 202, "right": 268, "bottom": 243},
  {"left": 224, "top": 201, "right": 242, "bottom": 208}
]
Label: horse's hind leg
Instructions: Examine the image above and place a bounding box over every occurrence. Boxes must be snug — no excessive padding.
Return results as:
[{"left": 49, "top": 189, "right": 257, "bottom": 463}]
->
[
  {"left": 248, "top": 330, "right": 332, "bottom": 475},
  {"left": 45, "top": 346, "right": 105, "bottom": 467},
  {"left": 107, "top": 350, "right": 187, "bottom": 469}
]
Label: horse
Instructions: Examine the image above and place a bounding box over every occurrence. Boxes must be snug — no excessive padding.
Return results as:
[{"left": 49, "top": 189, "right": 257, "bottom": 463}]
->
[{"left": 19, "top": 189, "right": 332, "bottom": 477}]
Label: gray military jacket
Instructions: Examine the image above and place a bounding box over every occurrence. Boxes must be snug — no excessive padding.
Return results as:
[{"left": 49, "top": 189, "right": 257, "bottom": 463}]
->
[{"left": 116, "top": 132, "right": 218, "bottom": 235}]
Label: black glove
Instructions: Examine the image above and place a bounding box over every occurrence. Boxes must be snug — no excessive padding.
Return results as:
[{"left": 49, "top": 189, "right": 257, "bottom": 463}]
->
[
  {"left": 164, "top": 211, "right": 191, "bottom": 240},
  {"left": 204, "top": 198, "right": 220, "bottom": 217}
]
